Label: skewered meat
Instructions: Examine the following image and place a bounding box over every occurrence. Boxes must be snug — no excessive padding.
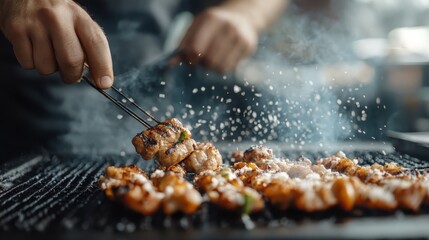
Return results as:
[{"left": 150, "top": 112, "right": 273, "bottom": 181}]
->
[
  {"left": 132, "top": 118, "right": 194, "bottom": 166},
  {"left": 183, "top": 142, "right": 223, "bottom": 173}
]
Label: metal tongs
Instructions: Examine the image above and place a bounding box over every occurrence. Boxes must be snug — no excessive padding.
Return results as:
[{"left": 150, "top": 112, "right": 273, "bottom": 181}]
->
[
  {"left": 81, "top": 48, "right": 183, "bottom": 128},
  {"left": 82, "top": 72, "right": 158, "bottom": 128}
]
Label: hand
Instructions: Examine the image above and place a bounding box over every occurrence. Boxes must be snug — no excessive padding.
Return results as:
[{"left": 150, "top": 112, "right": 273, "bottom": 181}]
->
[
  {"left": 0, "top": 0, "right": 113, "bottom": 89},
  {"left": 179, "top": 7, "right": 258, "bottom": 73}
]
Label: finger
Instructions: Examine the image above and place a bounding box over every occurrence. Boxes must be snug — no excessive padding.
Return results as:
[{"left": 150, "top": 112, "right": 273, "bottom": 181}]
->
[
  {"left": 12, "top": 34, "right": 34, "bottom": 69},
  {"left": 2, "top": 20, "right": 34, "bottom": 69},
  {"left": 30, "top": 28, "right": 57, "bottom": 75},
  {"left": 203, "top": 34, "right": 237, "bottom": 72},
  {"left": 76, "top": 15, "right": 113, "bottom": 89},
  {"left": 46, "top": 16, "right": 84, "bottom": 83},
  {"left": 222, "top": 40, "right": 246, "bottom": 72}
]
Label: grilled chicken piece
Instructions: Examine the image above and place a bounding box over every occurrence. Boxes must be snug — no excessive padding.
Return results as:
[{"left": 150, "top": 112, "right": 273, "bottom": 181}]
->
[
  {"left": 348, "top": 177, "right": 398, "bottom": 211},
  {"left": 150, "top": 165, "right": 187, "bottom": 187},
  {"left": 99, "top": 165, "right": 202, "bottom": 215},
  {"left": 331, "top": 178, "right": 357, "bottom": 211},
  {"left": 233, "top": 149, "right": 423, "bottom": 212},
  {"left": 295, "top": 182, "right": 337, "bottom": 212},
  {"left": 98, "top": 165, "right": 163, "bottom": 215},
  {"left": 242, "top": 145, "right": 274, "bottom": 164},
  {"left": 132, "top": 118, "right": 195, "bottom": 167},
  {"left": 233, "top": 162, "right": 263, "bottom": 186},
  {"left": 151, "top": 167, "right": 203, "bottom": 215},
  {"left": 103, "top": 145, "right": 429, "bottom": 215},
  {"left": 231, "top": 150, "right": 244, "bottom": 162},
  {"left": 102, "top": 165, "right": 148, "bottom": 182},
  {"left": 194, "top": 168, "right": 264, "bottom": 214},
  {"left": 317, "top": 153, "right": 405, "bottom": 184},
  {"left": 183, "top": 142, "right": 223, "bottom": 173},
  {"left": 381, "top": 179, "right": 427, "bottom": 212},
  {"left": 157, "top": 138, "right": 196, "bottom": 167},
  {"left": 260, "top": 178, "right": 337, "bottom": 212},
  {"left": 122, "top": 185, "right": 163, "bottom": 215}
]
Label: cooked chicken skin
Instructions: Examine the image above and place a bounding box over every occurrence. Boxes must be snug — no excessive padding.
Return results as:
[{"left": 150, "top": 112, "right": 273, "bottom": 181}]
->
[
  {"left": 157, "top": 138, "right": 196, "bottom": 167},
  {"left": 194, "top": 168, "right": 264, "bottom": 213},
  {"left": 231, "top": 147, "right": 429, "bottom": 212},
  {"left": 183, "top": 142, "right": 223, "bottom": 173},
  {"left": 242, "top": 145, "right": 274, "bottom": 164},
  {"left": 132, "top": 118, "right": 194, "bottom": 165},
  {"left": 132, "top": 118, "right": 222, "bottom": 172},
  {"left": 151, "top": 171, "right": 203, "bottom": 215},
  {"left": 107, "top": 137, "right": 429, "bottom": 216},
  {"left": 99, "top": 165, "right": 202, "bottom": 215},
  {"left": 98, "top": 165, "right": 163, "bottom": 215}
]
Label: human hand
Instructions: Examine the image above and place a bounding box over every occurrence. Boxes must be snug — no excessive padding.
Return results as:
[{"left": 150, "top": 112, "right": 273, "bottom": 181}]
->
[
  {"left": 179, "top": 7, "right": 258, "bottom": 73},
  {"left": 0, "top": 0, "right": 113, "bottom": 88}
]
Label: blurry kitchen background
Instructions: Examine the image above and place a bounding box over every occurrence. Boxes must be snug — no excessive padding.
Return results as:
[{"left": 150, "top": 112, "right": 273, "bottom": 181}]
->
[
  {"left": 229, "top": 0, "right": 429, "bottom": 145},
  {"left": 65, "top": 0, "right": 429, "bottom": 153}
]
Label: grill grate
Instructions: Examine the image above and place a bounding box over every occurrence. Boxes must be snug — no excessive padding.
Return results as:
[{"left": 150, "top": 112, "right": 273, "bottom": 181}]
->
[{"left": 1, "top": 150, "right": 429, "bottom": 234}]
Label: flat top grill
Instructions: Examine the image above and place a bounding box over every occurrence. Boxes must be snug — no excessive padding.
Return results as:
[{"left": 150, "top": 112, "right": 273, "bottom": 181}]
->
[{"left": 1, "top": 145, "right": 429, "bottom": 239}]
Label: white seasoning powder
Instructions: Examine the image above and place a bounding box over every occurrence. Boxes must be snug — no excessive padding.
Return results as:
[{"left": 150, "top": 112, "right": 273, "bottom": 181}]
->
[
  {"left": 132, "top": 174, "right": 148, "bottom": 184},
  {"left": 143, "top": 182, "right": 154, "bottom": 192},
  {"left": 151, "top": 170, "right": 165, "bottom": 178},
  {"left": 165, "top": 186, "right": 174, "bottom": 196}
]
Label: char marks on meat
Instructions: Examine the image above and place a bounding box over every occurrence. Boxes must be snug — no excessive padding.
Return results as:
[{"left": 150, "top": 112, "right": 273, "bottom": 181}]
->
[{"left": 132, "top": 118, "right": 222, "bottom": 171}]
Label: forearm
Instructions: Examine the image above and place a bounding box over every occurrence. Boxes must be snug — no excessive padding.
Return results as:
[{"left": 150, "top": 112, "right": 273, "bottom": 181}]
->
[{"left": 219, "top": 0, "right": 288, "bottom": 33}]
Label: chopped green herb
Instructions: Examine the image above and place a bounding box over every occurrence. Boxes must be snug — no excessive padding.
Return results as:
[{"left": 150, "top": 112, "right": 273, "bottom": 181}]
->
[
  {"left": 242, "top": 193, "right": 255, "bottom": 215},
  {"left": 177, "top": 131, "right": 187, "bottom": 143},
  {"left": 221, "top": 173, "right": 229, "bottom": 178}
]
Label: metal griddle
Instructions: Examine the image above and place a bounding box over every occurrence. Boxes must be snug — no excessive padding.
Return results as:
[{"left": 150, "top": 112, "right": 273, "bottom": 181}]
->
[
  {"left": 388, "top": 131, "right": 429, "bottom": 159},
  {"left": 1, "top": 142, "right": 429, "bottom": 240}
]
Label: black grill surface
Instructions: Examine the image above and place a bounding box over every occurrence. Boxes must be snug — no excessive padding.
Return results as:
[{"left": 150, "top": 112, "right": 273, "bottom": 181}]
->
[{"left": 1, "top": 148, "right": 429, "bottom": 239}]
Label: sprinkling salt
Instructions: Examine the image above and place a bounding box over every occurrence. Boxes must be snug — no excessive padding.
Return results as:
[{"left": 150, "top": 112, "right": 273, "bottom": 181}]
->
[{"left": 233, "top": 85, "right": 241, "bottom": 93}]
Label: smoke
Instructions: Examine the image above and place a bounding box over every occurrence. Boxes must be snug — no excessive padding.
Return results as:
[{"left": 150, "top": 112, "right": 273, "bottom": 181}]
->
[
  {"left": 62, "top": 0, "right": 428, "bottom": 154},
  {"left": 62, "top": 1, "right": 357, "bottom": 154},
  {"left": 216, "top": 2, "right": 358, "bottom": 148}
]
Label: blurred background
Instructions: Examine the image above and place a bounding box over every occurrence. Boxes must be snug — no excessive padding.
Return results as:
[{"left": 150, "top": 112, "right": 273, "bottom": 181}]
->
[
  {"left": 66, "top": 0, "right": 429, "bottom": 153},
  {"left": 3, "top": 0, "right": 429, "bottom": 156},
  {"left": 226, "top": 0, "right": 429, "bottom": 147}
]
